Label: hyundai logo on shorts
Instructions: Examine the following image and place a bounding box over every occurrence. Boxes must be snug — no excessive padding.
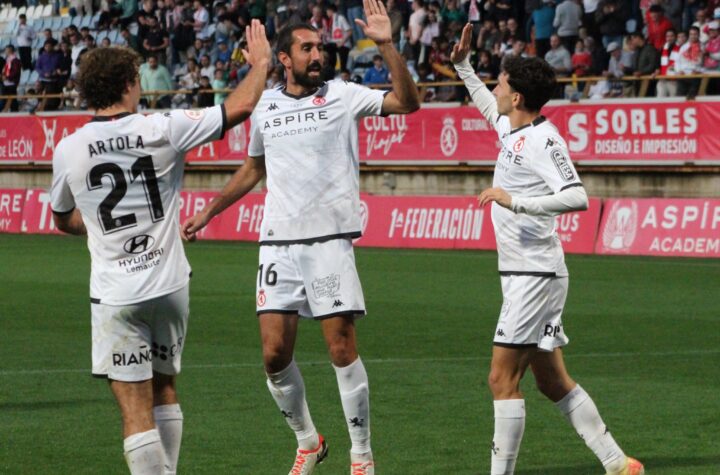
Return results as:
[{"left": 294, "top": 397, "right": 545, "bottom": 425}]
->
[{"left": 124, "top": 234, "right": 155, "bottom": 254}]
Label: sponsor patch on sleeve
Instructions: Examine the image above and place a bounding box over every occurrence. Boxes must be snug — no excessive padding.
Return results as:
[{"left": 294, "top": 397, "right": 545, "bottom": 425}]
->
[
  {"left": 550, "top": 148, "right": 576, "bottom": 182},
  {"left": 183, "top": 110, "right": 204, "bottom": 120}
]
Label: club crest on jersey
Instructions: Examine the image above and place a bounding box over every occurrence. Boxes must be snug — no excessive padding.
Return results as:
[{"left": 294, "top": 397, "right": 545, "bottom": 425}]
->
[
  {"left": 257, "top": 289, "right": 267, "bottom": 307},
  {"left": 513, "top": 136, "right": 525, "bottom": 153},
  {"left": 123, "top": 234, "right": 155, "bottom": 254},
  {"left": 312, "top": 96, "right": 326, "bottom": 106},
  {"left": 184, "top": 110, "right": 204, "bottom": 120},
  {"left": 550, "top": 148, "right": 576, "bottom": 182}
]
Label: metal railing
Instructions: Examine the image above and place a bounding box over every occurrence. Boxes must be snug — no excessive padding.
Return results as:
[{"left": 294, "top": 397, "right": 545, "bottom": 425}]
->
[{"left": 2, "top": 73, "right": 720, "bottom": 112}]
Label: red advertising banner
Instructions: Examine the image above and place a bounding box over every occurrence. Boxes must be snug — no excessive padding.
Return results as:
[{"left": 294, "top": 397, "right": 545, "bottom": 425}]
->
[
  {"left": 596, "top": 198, "right": 720, "bottom": 257},
  {"left": 175, "top": 192, "right": 600, "bottom": 254},
  {"left": 0, "top": 188, "right": 25, "bottom": 233},
  {"left": 4, "top": 100, "right": 719, "bottom": 164},
  {"left": 19, "top": 188, "right": 62, "bottom": 235}
]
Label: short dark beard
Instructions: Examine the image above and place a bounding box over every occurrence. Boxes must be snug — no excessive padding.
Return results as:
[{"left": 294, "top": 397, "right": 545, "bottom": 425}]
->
[{"left": 292, "top": 64, "right": 324, "bottom": 89}]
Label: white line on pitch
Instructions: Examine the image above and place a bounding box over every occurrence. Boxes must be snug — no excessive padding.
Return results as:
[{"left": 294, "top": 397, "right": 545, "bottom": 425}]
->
[{"left": 1, "top": 349, "right": 718, "bottom": 377}]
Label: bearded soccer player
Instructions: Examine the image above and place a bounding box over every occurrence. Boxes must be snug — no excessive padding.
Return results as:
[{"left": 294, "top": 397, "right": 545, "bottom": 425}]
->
[
  {"left": 451, "top": 24, "right": 644, "bottom": 475},
  {"left": 181, "top": 1, "right": 419, "bottom": 473},
  {"left": 50, "top": 21, "right": 271, "bottom": 475}
]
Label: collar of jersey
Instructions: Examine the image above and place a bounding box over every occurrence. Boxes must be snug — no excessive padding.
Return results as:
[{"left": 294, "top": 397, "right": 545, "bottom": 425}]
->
[
  {"left": 91, "top": 112, "right": 133, "bottom": 122},
  {"left": 509, "top": 115, "right": 546, "bottom": 135},
  {"left": 281, "top": 82, "right": 328, "bottom": 100}
]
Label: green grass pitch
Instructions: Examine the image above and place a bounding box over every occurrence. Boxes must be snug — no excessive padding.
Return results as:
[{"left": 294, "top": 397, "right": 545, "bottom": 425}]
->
[{"left": 1, "top": 234, "right": 718, "bottom": 474}]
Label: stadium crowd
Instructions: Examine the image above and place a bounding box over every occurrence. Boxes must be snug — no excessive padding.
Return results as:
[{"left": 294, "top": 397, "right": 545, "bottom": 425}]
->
[{"left": 2, "top": 0, "right": 720, "bottom": 111}]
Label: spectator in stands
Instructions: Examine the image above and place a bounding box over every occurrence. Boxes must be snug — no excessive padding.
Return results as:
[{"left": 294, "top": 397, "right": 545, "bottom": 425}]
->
[
  {"left": 571, "top": 38, "right": 592, "bottom": 76},
  {"left": 216, "top": 39, "right": 232, "bottom": 65},
  {"left": 408, "top": 0, "right": 428, "bottom": 62},
  {"left": 79, "top": 27, "right": 91, "bottom": 42},
  {"left": 193, "top": 0, "right": 210, "bottom": 38},
  {"left": 143, "top": 15, "right": 171, "bottom": 65},
  {"left": 266, "top": 65, "right": 283, "bottom": 88},
  {"left": 57, "top": 41, "right": 73, "bottom": 85},
  {"left": 584, "top": 36, "right": 607, "bottom": 76},
  {"left": 100, "top": 37, "right": 112, "bottom": 48},
  {"left": 62, "top": 77, "right": 82, "bottom": 110},
  {"left": 475, "top": 48, "right": 499, "bottom": 79},
  {"left": 646, "top": 5, "right": 674, "bottom": 51},
  {"left": 42, "top": 29, "right": 57, "bottom": 49},
  {"left": 582, "top": 0, "right": 601, "bottom": 41},
  {"left": 97, "top": 0, "right": 123, "bottom": 30},
  {"left": 419, "top": 10, "right": 440, "bottom": 62},
  {"left": 173, "top": 0, "right": 195, "bottom": 61},
  {"left": 199, "top": 53, "right": 215, "bottom": 79},
  {"left": 703, "top": 21, "right": 720, "bottom": 73},
  {"left": 309, "top": 5, "right": 327, "bottom": 39},
  {"left": 485, "top": 0, "right": 514, "bottom": 22},
  {"left": 15, "top": 14, "right": 36, "bottom": 70},
  {"left": 589, "top": 41, "right": 624, "bottom": 98},
  {"left": 1, "top": 45, "right": 22, "bottom": 112},
  {"left": 178, "top": 56, "right": 200, "bottom": 87},
  {"left": 506, "top": 17, "right": 523, "bottom": 43},
  {"left": 656, "top": 28, "right": 679, "bottom": 97},
  {"left": 196, "top": 75, "right": 213, "bottom": 106},
  {"left": 387, "top": 0, "right": 404, "bottom": 48},
  {"left": 140, "top": 54, "right": 174, "bottom": 108},
  {"left": 326, "top": 4, "right": 353, "bottom": 73},
  {"left": 441, "top": 0, "right": 467, "bottom": 25},
  {"left": 545, "top": 33, "right": 572, "bottom": 76},
  {"left": 477, "top": 19, "right": 501, "bottom": 52},
  {"left": 693, "top": 8, "right": 710, "bottom": 45},
  {"left": 554, "top": 0, "right": 582, "bottom": 53},
  {"left": 502, "top": 39, "right": 527, "bottom": 67},
  {"left": 119, "top": 0, "right": 139, "bottom": 28},
  {"left": 363, "top": 54, "right": 389, "bottom": 85},
  {"left": 416, "top": 62, "right": 436, "bottom": 102},
  {"left": 36, "top": 39, "right": 63, "bottom": 111},
  {"left": 119, "top": 27, "right": 140, "bottom": 52},
  {"left": 677, "top": 26, "right": 704, "bottom": 98},
  {"left": 212, "top": 68, "right": 227, "bottom": 105},
  {"left": 530, "top": 0, "right": 556, "bottom": 60},
  {"left": 70, "top": 0, "right": 93, "bottom": 16},
  {"left": 630, "top": 33, "right": 658, "bottom": 77},
  {"left": 68, "top": 32, "right": 84, "bottom": 78},
  {"left": 595, "top": 0, "right": 628, "bottom": 48}
]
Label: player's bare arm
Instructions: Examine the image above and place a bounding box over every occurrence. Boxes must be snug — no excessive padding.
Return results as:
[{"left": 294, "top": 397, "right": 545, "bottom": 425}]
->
[
  {"left": 222, "top": 19, "right": 272, "bottom": 127},
  {"left": 52, "top": 208, "right": 87, "bottom": 235},
  {"left": 478, "top": 187, "right": 512, "bottom": 209},
  {"left": 355, "top": 0, "right": 420, "bottom": 114},
  {"left": 181, "top": 155, "right": 266, "bottom": 240}
]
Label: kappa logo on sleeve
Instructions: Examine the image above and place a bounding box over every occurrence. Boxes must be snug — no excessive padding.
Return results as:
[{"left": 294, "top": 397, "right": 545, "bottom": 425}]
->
[{"left": 550, "top": 148, "right": 576, "bottom": 182}]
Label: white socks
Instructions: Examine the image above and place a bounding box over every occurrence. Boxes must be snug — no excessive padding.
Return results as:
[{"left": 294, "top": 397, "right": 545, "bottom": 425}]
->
[
  {"left": 555, "top": 385, "right": 626, "bottom": 473},
  {"left": 153, "top": 404, "right": 183, "bottom": 475},
  {"left": 491, "top": 399, "right": 525, "bottom": 475},
  {"left": 267, "top": 360, "right": 319, "bottom": 450},
  {"left": 123, "top": 428, "right": 166, "bottom": 475},
  {"left": 334, "top": 357, "right": 371, "bottom": 456}
]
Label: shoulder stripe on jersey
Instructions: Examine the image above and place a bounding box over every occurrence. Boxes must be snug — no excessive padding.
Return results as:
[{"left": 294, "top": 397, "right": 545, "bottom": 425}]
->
[
  {"left": 509, "top": 115, "right": 547, "bottom": 135},
  {"left": 560, "top": 183, "right": 584, "bottom": 191},
  {"left": 499, "top": 271, "right": 557, "bottom": 277},
  {"left": 280, "top": 84, "right": 324, "bottom": 100},
  {"left": 90, "top": 112, "right": 133, "bottom": 122},
  {"left": 51, "top": 207, "right": 75, "bottom": 216},
  {"left": 219, "top": 103, "right": 228, "bottom": 140},
  {"left": 259, "top": 231, "right": 361, "bottom": 246}
]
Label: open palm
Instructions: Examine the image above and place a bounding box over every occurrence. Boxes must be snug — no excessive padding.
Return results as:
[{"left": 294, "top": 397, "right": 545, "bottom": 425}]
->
[{"left": 355, "top": 0, "right": 391, "bottom": 44}]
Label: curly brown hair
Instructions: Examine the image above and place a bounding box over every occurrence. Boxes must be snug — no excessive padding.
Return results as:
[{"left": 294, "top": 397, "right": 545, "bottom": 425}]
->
[{"left": 77, "top": 46, "right": 141, "bottom": 110}]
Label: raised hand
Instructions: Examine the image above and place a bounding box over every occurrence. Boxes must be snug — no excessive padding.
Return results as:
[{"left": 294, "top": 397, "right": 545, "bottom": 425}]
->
[
  {"left": 451, "top": 23, "right": 473, "bottom": 64},
  {"left": 242, "top": 19, "right": 272, "bottom": 66},
  {"left": 355, "top": 0, "right": 392, "bottom": 45}
]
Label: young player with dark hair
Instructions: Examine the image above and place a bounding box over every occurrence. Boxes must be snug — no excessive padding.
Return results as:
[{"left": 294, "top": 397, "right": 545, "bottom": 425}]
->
[{"left": 451, "top": 23, "right": 644, "bottom": 475}]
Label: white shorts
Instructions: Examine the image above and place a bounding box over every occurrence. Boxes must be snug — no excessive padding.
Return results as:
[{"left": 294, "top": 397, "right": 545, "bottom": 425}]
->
[
  {"left": 493, "top": 275, "right": 570, "bottom": 352},
  {"left": 91, "top": 285, "right": 189, "bottom": 382},
  {"left": 256, "top": 238, "right": 366, "bottom": 319}
]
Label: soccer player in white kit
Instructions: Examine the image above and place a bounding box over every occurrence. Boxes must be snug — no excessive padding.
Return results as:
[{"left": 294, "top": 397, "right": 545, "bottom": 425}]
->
[
  {"left": 182, "top": 1, "right": 419, "bottom": 473},
  {"left": 50, "top": 22, "right": 271, "bottom": 475},
  {"left": 451, "top": 24, "right": 644, "bottom": 475}
]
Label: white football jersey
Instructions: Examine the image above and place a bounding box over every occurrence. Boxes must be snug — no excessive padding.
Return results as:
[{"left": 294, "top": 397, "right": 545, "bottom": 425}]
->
[
  {"left": 248, "top": 81, "right": 386, "bottom": 243},
  {"left": 492, "top": 115, "right": 583, "bottom": 276},
  {"left": 51, "top": 106, "right": 226, "bottom": 305}
]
